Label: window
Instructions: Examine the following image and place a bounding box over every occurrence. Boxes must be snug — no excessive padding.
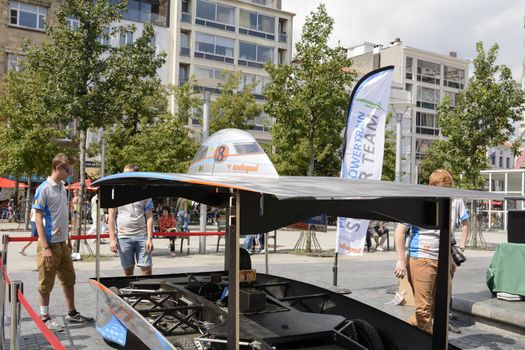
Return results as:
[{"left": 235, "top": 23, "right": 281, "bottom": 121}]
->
[
  {"left": 240, "top": 73, "right": 269, "bottom": 95},
  {"left": 192, "top": 146, "right": 209, "bottom": 163},
  {"left": 181, "top": 0, "right": 191, "bottom": 22},
  {"left": 180, "top": 32, "right": 190, "bottom": 56},
  {"left": 499, "top": 157, "right": 503, "bottom": 168},
  {"left": 9, "top": 1, "right": 47, "bottom": 30},
  {"left": 6, "top": 53, "right": 23, "bottom": 72},
  {"left": 415, "top": 139, "right": 433, "bottom": 159},
  {"left": 443, "top": 90, "right": 457, "bottom": 106},
  {"left": 115, "top": 0, "right": 168, "bottom": 27},
  {"left": 119, "top": 31, "right": 134, "bottom": 46},
  {"left": 196, "top": 0, "right": 235, "bottom": 27},
  {"left": 182, "top": 0, "right": 190, "bottom": 13},
  {"left": 99, "top": 26, "right": 110, "bottom": 46},
  {"left": 239, "top": 41, "right": 274, "bottom": 68},
  {"left": 239, "top": 10, "right": 275, "bottom": 34},
  {"left": 506, "top": 157, "right": 510, "bottom": 169},
  {"left": 234, "top": 142, "right": 263, "bottom": 154},
  {"left": 194, "top": 66, "right": 228, "bottom": 81},
  {"left": 417, "top": 59, "right": 440, "bottom": 85},
  {"left": 416, "top": 112, "right": 439, "bottom": 136},
  {"left": 444, "top": 66, "right": 465, "bottom": 89},
  {"left": 405, "top": 57, "right": 413, "bottom": 80},
  {"left": 179, "top": 64, "right": 189, "bottom": 85},
  {"left": 67, "top": 16, "right": 80, "bottom": 30},
  {"left": 195, "top": 32, "right": 234, "bottom": 63},
  {"left": 416, "top": 86, "right": 440, "bottom": 109}
]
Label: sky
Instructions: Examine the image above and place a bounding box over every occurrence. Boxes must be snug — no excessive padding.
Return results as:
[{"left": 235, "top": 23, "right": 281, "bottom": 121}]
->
[{"left": 281, "top": 0, "right": 524, "bottom": 81}]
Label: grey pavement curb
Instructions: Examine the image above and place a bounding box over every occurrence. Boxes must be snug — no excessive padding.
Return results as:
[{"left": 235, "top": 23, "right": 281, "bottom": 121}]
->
[{"left": 453, "top": 296, "right": 525, "bottom": 335}]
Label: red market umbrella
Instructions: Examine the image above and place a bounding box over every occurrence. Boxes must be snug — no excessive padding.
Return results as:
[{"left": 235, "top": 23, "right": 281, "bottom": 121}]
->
[
  {"left": 0, "top": 177, "right": 28, "bottom": 189},
  {"left": 67, "top": 179, "right": 98, "bottom": 191}
]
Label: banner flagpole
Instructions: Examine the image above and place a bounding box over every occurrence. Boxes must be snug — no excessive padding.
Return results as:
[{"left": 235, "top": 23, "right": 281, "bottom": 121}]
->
[{"left": 334, "top": 66, "right": 395, "bottom": 278}]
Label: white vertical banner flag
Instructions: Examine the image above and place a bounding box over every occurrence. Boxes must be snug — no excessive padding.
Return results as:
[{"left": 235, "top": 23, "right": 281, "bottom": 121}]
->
[{"left": 336, "top": 66, "right": 394, "bottom": 256}]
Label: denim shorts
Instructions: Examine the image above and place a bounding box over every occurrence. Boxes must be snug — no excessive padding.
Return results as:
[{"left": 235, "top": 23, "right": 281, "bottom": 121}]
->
[{"left": 117, "top": 235, "right": 152, "bottom": 269}]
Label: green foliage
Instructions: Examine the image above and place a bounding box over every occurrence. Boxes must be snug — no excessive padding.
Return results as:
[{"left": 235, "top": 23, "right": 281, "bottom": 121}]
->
[
  {"left": 264, "top": 4, "right": 355, "bottom": 176},
  {"left": 105, "top": 114, "right": 198, "bottom": 173},
  {"left": 381, "top": 113, "right": 396, "bottom": 181},
  {"left": 22, "top": 0, "right": 165, "bottom": 131},
  {"left": 0, "top": 71, "right": 66, "bottom": 178},
  {"left": 103, "top": 81, "right": 199, "bottom": 174},
  {"left": 173, "top": 78, "right": 202, "bottom": 125},
  {"left": 209, "top": 71, "right": 262, "bottom": 134},
  {"left": 420, "top": 42, "right": 524, "bottom": 189}
]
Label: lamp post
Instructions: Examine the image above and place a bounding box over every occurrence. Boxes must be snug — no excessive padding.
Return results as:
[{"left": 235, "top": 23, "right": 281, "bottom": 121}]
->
[
  {"left": 199, "top": 90, "right": 210, "bottom": 254},
  {"left": 390, "top": 102, "right": 414, "bottom": 183}
]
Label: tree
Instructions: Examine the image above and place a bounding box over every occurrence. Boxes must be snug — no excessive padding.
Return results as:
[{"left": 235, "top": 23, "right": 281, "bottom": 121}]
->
[
  {"left": 0, "top": 70, "right": 68, "bottom": 224},
  {"left": 102, "top": 81, "right": 199, "bottom": 174},
  {"left": 420, "top": 42, "right": 524, "bottom": 188},
  {"left": 264, "top": 4, "right": 355, "bottom": 176},
  {"left": 19, "top": 0, "right": 165, "bottom": 230},
  {"left": 0, "top": 71, "right": 64, "bottom": 178},
  {"left": 209, "top": 71, "right": 261, "bottom": 134},
  {"left": 381, "top": 114, "right": 397, "bottom": 181}
]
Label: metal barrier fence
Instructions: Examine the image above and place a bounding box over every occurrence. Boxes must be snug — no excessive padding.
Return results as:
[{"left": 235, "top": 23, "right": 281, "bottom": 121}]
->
[
  {"left": 0, "top": 230, "right": 226, "bottom": 349},
  {"left": 0, "top": 233, "right": 66, "bottom": 350}
]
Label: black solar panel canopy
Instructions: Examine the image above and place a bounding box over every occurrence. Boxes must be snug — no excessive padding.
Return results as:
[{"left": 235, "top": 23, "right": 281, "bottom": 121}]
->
[
  {"left": 93, "top": 172, "right": 514, "bottom": 234},
  {"left": 92, "top": 172, "right": 521, "bottom": 350}
]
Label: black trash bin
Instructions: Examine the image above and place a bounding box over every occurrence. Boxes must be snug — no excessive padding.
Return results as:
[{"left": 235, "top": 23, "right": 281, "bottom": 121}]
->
[{"left": 507, "top": 210, "right": 525, "bottom": 244}]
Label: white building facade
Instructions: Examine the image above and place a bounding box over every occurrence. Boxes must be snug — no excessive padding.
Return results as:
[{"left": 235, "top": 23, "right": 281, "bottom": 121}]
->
[{"left": 168, "top": 0, "right": 294, "bottom": 142}]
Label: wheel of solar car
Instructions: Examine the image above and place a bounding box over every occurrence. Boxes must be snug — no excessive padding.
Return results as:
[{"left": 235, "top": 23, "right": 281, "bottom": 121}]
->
[{"left": 353, "top": 319, "right": 385, "bottom": 350}]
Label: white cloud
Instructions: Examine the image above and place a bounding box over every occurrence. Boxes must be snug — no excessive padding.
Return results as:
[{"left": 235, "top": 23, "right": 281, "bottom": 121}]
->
[{"left": 282, "top": 0, "right": 524, "bottom": 80}]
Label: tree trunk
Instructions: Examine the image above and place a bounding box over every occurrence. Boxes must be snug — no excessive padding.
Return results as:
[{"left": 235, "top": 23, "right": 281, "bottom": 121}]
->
[
  {"left": 75, "top": 128, "right": 87, "bottom": 253},
  {"left": 25, "top": 178, "right": 32, "bottom": 230},
  {"left": 307, "top": 127, "right": 315, "bottom": 176}
]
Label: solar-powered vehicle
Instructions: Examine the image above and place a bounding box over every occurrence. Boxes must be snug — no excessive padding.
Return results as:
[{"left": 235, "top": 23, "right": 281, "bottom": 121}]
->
[{"left": 90, "top": 129, "right": 511, "bottom": 350}]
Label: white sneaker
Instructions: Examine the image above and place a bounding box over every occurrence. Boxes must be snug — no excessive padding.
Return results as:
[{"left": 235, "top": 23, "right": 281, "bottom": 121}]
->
[
  {"left": 376, "top": 246, "right": 384, "bottom": 252},
  {"left": 44, "top": 318, "right": 64, "bottom": 332}
]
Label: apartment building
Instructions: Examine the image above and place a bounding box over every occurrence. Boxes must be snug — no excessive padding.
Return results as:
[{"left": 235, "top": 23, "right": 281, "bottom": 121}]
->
[
  {"left": 348, "top": 39, "right": 469, "bottom": 184},
  {"left": 169, "top": 0, "right": 294, "bottom": 142},
  {"left": 2, "top": 0, "right": 294, "bottom": 146}
]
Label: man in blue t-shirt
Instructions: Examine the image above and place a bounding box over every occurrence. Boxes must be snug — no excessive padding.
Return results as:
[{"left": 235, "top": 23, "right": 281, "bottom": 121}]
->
[{"left": 33, "top": 153, "right": 93, "bottom": 332}]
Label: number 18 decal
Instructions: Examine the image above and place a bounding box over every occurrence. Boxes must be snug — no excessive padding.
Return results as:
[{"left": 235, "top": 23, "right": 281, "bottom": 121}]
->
[{"left": 214, "top": 145, "right": 229, "bottom": 163}]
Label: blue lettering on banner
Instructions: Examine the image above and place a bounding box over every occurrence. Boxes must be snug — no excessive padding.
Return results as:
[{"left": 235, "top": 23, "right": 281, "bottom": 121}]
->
[{"left": 347, "top": 111, "right": 367, "bottom": 178}]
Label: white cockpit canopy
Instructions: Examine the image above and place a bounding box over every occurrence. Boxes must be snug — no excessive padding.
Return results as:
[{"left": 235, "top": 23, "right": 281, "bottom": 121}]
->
[{"left": 188, "top": 128, "right": 278, "bottom": 177}]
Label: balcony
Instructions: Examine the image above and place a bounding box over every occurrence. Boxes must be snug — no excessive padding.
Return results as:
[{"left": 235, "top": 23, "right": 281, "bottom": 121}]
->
[
  {"left": 180, "top": 47, "right": 190, "bottom": 56},
  {"left": 195, "top": 18, "right": 235, "bottom": 32},
  {"left": 181, "top": 12, "right": 191, "bottom": 23},
  {"left": 239, "top": 0, "right": 277, "bottom": 9},
  {"left": 279, "top": 33, "right": 287, "bottom": 43},
  {"left": 239, "top": 28, "right": 275, "bottom": 41}
]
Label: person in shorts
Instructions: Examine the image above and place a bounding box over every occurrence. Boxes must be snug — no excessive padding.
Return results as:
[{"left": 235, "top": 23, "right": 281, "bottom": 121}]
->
[
  {"left": 19, "top": 207, "right": 38, "bottom": 256},
  {"left": 108, "top": 164, "right": 154, "bottom": 275},
  {"left": 33, "top": 153, "right": 93, "bottom": 332}
]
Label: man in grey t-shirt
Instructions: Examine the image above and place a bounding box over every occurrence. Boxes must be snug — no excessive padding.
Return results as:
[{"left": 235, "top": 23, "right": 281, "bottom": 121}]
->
[{"left": 108, "top": 164, "right": 154, "bottom": 275}]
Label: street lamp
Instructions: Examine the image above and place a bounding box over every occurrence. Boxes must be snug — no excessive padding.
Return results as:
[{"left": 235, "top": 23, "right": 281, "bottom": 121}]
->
[{"left": 390, "top": 101, "right": 414, "bottom": 183}]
